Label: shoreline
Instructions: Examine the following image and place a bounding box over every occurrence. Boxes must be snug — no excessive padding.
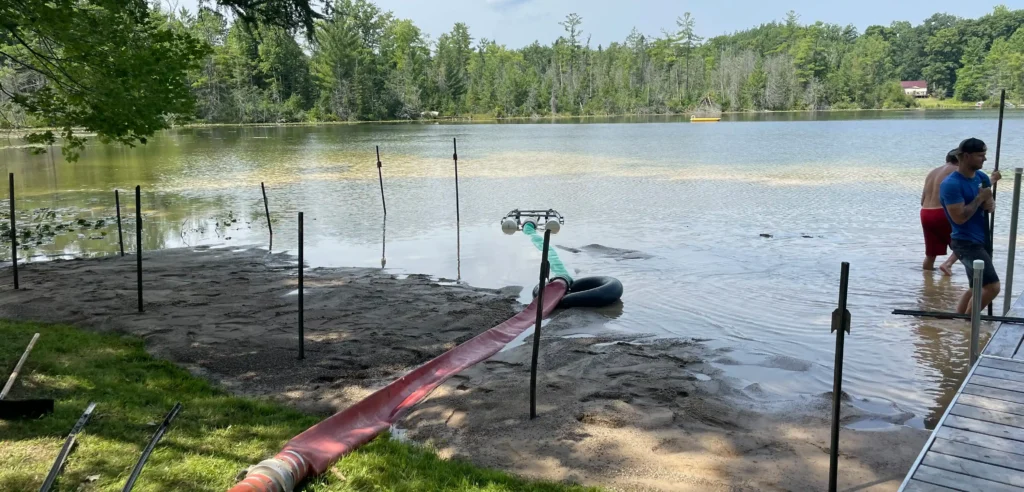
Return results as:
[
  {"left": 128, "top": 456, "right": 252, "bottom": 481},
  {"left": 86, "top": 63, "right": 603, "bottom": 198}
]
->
[
  {"left": 0, "top": 247, "right": 928, "bottom": 490},
  {"left": 0, "top": 105, "right": 1009, "bottom": 146}
]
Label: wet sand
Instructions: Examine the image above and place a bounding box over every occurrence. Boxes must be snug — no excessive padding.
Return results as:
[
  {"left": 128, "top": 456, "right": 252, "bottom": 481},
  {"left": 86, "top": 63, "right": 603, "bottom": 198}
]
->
[{"left": 0, "top": 248, "right": 927, "bottom": 490}]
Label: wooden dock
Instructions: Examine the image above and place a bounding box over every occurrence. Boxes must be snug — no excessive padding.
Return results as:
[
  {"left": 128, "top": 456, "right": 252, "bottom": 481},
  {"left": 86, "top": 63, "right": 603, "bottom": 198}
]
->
[{"left": 899, "top": 300, "right": 1024, "bottom": 492}]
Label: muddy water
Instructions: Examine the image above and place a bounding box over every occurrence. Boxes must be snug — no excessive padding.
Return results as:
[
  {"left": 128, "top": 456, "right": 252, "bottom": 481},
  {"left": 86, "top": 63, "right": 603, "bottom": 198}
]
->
[{"left": 4, "top": 110, "right": 1024, "bottom": 429}]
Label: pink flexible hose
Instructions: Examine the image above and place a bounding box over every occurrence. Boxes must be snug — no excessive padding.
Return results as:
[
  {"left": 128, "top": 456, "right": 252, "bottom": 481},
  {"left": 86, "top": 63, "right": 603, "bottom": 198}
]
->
[{"left": 228, "top": 279, "right": 568, "bottom": 492}]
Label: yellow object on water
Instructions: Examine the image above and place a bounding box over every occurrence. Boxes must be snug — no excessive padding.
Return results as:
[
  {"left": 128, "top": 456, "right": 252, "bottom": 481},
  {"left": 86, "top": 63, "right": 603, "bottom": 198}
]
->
[{"left": 690, "top": 116, "right": 721, "bottom": 122}]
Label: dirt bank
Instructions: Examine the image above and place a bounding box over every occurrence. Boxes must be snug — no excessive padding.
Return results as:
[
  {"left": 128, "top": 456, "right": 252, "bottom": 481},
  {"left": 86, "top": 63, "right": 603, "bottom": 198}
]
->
[{"left": 0, "top": 248, "right": 927, "bottom": 490}]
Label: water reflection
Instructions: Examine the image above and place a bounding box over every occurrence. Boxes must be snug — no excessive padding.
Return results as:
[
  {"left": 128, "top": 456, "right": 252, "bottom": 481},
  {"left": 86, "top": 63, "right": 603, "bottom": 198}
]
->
[{"left": 910, "top": 271, "right": 989, "bottom": 428}]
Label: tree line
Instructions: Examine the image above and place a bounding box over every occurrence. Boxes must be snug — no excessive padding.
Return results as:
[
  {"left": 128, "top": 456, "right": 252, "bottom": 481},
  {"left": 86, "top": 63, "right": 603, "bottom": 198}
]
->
[
  {"left": 168, "top": 3, "right": 1024, "bottom": 123},
  {"left": 4, "top": 1, "right": 1024, "bottom": 156}
]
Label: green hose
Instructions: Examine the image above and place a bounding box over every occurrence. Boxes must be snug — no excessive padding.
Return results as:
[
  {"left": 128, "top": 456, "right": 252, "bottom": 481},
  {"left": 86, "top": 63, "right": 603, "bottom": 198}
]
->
[{"left": 523, "top": 222, "right": 572, "bottom": 282}]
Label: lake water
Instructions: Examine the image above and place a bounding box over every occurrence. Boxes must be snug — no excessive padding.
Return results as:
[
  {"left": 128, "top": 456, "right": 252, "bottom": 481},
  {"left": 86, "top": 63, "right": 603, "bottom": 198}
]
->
[{"left": 4, "top": 110, "right": 1024, "bottom": 429}]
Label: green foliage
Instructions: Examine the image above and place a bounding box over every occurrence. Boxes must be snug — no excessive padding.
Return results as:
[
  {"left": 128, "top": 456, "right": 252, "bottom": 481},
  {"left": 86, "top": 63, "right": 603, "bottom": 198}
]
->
[
  {"left": 0, "top": 320, "right": 598, "bottom": 492},
  {"left": 0, "top": 0, "right": 208, "bottom": 160},
  {"left": 6, "top": 2, "right": 1024, "bottom": 148}
]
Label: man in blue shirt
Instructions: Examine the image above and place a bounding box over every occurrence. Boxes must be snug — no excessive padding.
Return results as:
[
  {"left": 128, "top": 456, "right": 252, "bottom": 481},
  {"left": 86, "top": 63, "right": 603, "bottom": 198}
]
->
[{"left": 940, "top": 137, "right": 1002, "bottom": 314}]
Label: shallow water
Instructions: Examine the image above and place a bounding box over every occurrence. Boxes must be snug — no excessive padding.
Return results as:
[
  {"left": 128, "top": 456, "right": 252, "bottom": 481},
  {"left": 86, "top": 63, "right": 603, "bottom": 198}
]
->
[{"left": 4, "top": 109, "right": 1024, "bottom": 429}]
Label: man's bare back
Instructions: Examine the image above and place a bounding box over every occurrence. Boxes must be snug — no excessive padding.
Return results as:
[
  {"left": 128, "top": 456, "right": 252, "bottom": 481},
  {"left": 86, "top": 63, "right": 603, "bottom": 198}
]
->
[{"left": 922, "top": 163, "right": 958, "bottom": 209}]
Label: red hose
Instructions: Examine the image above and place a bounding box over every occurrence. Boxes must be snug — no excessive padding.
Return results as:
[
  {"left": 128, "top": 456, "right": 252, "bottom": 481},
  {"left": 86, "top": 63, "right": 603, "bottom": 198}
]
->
[{"left": 228, "top": 280, "right": 569, "bottom": 492}]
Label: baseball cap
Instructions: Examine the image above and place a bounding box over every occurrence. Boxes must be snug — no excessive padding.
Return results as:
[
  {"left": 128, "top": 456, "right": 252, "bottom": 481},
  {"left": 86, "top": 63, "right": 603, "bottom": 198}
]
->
[
  {"left": 957, "top": 137, "right": 987, "bottom": 154},
  {"left": 946, "top": 148, "right": 959, "bottom": 163}
]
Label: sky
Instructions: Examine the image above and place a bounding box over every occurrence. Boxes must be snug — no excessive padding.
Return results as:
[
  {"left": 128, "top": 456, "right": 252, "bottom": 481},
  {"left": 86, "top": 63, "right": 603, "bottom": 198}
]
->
[{"left": 173, "top": 0, "right": 1024, "bottom": 48}]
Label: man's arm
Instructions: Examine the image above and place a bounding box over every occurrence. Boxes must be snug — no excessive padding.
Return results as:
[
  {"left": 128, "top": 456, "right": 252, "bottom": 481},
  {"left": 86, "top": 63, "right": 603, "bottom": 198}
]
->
[{"left": 945, "top": 188, "right": 993, "bottom": 224}]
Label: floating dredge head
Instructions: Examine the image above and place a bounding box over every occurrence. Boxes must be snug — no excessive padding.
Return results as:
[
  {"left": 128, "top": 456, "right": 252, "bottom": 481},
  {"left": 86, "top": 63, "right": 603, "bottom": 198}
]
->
[{"left": 500, "top": 209, "right": 564, "bottom": 235}]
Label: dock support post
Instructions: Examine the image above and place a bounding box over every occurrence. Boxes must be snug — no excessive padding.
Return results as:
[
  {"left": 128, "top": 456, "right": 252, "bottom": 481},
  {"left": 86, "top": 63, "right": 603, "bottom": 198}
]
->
[
  {"left": 828, "top": 262, "right": 851, "bottom": 492},
  {"left": 1004, "top": 168, "right": 1022, "bottom": 316},
  {"left": 971, "top": 260, "right": 983, "bottom": 366}
]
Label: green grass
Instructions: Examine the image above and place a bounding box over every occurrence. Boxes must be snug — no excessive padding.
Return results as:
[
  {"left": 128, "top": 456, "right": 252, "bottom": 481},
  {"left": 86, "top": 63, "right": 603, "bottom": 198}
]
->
[
  {"left": 914, "top": 97, "right": 978, "bottom": 109},
  {"left": 0, "top": 320, "right": 598, "bottom": 492}
]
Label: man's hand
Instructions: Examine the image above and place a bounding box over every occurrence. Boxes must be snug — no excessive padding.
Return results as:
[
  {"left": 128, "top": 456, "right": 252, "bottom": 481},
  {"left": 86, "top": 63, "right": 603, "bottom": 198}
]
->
[
  {"left": 984, "top": 199, "right": 996, "bottom": 213},
  {"left": 992, "top": 170, "right": 1002, "bottom": 185},
  {"left": 979, "top": 187, "right": 994, "bottom": 202}
]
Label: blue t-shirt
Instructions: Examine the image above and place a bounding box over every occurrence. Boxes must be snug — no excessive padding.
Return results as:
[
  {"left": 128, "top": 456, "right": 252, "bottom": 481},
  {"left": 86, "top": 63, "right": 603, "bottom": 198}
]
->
[{"left": 940, "top": 170, "right": 991, "bottom": 245}]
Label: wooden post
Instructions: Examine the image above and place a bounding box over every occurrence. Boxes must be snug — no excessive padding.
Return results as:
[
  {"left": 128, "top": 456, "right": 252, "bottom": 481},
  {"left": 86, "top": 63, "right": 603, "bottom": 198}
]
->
[
  {"left": 298, "top": 212, "right": 304, "bottom": 360},
  {"left": 8, "top": 173, "right": 17, "bottom": 289},
  {"left": 136, "top": 186, "right": 143, "bottom": 313},
  {"left": 115, "top": 190, "right": 124, "bottom": 256},
  {"left": 0, "top": 333, "right": 39, "bottom": 400},
  {"left": 530, "top": 229, "right": 552, "bottom": 419}
]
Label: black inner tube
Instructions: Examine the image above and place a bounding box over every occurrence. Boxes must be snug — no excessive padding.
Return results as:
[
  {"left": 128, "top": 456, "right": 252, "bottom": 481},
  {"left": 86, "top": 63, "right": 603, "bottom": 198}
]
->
[{"left": 534, "top": 276, "right": 623, "bottom": 309}]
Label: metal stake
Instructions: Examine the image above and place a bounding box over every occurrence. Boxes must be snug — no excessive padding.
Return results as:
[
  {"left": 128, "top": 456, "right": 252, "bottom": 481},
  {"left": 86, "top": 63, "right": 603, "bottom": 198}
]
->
[
  {"left": 9, "top": 172, "right": 18, "bottom": 289},
  {"left": 261, "top": 182, "right": 273, "bottom": 250},
  {"left": 1005, "top": 168, "right": 1022, "bottom": 316},
  {"left": 115, "top": 190, "right": 124, "bottom": 257},
  {"left": 136, "top": 186, "right": 143, "bottom": 313},
  {"left": 828, "top": 262, "right": 851, "bottom": 492},
  {"left": 376, "top": 146, "right": 386, "bottom": 216},
  {"left": 453, "top": 138, "right": 460, "bottom": 224},
  {"left": 0, "top": 333, "right": 39, "bottom": 400},
  {"left": 298, "top": 211, "right": 304, "bottom": 360},
  {"left": 530, "top": 229, "right": 552, "bottom": 420},
  {"left": 971, "top": 260, "right": 983, "bottom": 366},
  {"left": 454, "top": 138, "right": 461, "bottom": 281},
  {"left": 40, "top": 402, "right": 97, "bottom": 492},
  {"left": 122, "top": 402, "right": 181, "bottom": 492}
]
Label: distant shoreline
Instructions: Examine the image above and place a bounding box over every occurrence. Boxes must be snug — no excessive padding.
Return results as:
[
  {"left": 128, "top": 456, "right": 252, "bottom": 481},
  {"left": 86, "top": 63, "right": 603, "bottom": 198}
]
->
[{"left": 0, "top": 105, "right": 1012, "bottom": 148}]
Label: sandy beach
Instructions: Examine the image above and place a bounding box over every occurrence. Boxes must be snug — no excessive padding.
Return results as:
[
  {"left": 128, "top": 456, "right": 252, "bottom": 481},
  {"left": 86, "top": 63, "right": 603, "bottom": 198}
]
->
[{"left": 0, "top": 247, "right": 927, "bottom": 491}]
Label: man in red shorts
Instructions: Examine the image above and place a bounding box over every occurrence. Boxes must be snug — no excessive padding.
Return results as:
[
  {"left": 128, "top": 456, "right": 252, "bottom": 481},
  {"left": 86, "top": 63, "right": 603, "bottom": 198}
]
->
[{"left": 921, "top": 150, "right": 959, "bottom": 275}]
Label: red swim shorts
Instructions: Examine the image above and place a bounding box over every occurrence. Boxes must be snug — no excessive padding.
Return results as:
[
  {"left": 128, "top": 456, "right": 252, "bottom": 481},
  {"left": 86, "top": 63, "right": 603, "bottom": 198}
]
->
[{"left": 921, "top": 208, "right": 952, "bottom": 256}]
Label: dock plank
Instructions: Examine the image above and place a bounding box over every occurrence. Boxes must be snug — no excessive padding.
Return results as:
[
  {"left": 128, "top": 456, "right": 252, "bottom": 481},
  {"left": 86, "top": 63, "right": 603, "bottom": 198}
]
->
[
  {"left": 971, "top": 375, "right": 1024, "bottom": 393},
  {"left": 944, "top": 415, "right": 1024, "bottom": 442},
  {"left": 958, "top": 393, "right": 1024, "bottom": 417},
  {"left": 951, "top": 404, "right": 1024, "bottom": 428},
  {"left": 923, "top": 452, "right": 1024, "bottom": 487},
  {"left": 984, "top": 324, "right": 1024, "bottom": 358},
  {"left": 977, "top": 366, "right": 1024, "bottom": 383},
  {"left": 936, "top": 427, "right": 1024, "bottom": 456},
  {"left": 981, "top": 358, "right": 1024, "bottom": 374},
  {"left": 932, "top": 438, "right": 1024, "bottom": 472},
  {"left": 963, "top": 383, "right": 1024, "bottom": 405},
  {"left": 904, "top": 480, "right": 957, "bottom": 492},
  {"left": 913, "top": 465, "right": 1024, "bottom": 492}
]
